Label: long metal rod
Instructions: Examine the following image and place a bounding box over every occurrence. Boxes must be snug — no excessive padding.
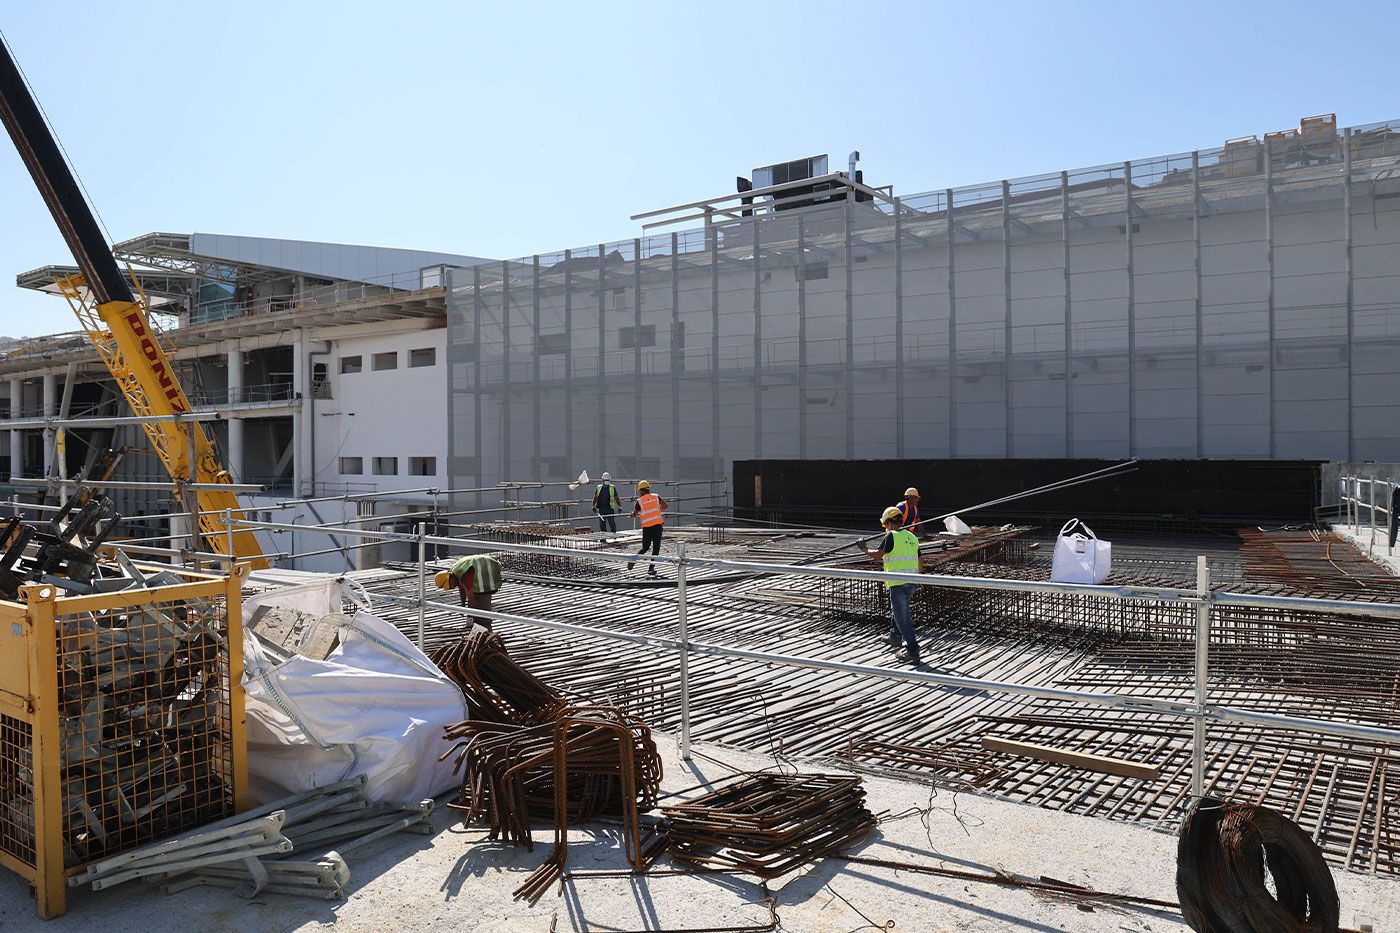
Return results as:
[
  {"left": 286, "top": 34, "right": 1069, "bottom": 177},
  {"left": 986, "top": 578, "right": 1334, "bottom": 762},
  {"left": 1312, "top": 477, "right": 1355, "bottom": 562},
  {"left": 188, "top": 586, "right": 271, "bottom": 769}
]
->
[
  {"left": 1191, "top": 555, "right": 1209, "bottom": 798},
  {"left": 9, "top": 476, "right": 265, "bottom": 493},
  {"left": 677, "top": 539, "right": 691, "bottom": 761},
  {"left": 415, "top": 523, "right": 426, "bottom": 651},
  {"left": 236, "top": 516, "right": 1400, "bottom": 622},
  {"left": 796, "top": 460, "right": 1138, "bottom": 563}
]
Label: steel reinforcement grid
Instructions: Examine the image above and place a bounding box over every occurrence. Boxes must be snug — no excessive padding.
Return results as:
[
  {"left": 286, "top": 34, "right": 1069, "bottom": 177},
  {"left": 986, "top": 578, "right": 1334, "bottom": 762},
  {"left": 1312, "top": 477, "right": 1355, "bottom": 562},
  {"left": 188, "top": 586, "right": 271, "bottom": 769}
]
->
[{"left": 236, "top": 515, "right": 1400, "bottom": 875}]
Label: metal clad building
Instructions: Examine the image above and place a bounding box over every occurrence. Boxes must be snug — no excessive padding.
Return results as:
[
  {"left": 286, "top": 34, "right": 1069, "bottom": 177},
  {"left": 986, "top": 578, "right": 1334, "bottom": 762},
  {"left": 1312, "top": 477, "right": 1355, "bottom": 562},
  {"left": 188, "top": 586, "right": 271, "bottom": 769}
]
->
[{"left": 448, "top": 118, "right": 1400, "bottom": 498}]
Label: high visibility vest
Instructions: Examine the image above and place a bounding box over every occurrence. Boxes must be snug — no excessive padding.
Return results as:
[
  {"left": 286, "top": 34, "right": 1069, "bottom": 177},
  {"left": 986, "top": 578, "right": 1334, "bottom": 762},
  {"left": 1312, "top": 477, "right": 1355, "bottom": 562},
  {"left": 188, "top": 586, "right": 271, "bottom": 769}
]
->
[
  {"left": 451, "top": 554, "right": 503, "bottom": 593},
  {"left": 638, "top": 492, "right": 664, "bottom": 527},
  {"left": 596, "top": 483, "right": 620, "bottom": 512},
  {"left": 882, "top": 530, "right": 920, "bottom": 588},
  {"left": 899, "top": 500, "right": 919, "bottom": 529}
]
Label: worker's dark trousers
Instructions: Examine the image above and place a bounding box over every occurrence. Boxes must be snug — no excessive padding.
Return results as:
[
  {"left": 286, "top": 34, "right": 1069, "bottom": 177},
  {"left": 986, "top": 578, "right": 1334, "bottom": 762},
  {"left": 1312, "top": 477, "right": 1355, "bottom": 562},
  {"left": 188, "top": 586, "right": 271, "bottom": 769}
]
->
[
  {"left": 598, "top": 511, "right": 617, "bottom": 533},
  {"left": 467, "top": 590, "right": 495, "bottom": 631},
  {"left": 636, "top": 524, "right": 663, "bottom": 568},
  {"left": 888, "top": 585, "right": 920, "bottom": 660}
]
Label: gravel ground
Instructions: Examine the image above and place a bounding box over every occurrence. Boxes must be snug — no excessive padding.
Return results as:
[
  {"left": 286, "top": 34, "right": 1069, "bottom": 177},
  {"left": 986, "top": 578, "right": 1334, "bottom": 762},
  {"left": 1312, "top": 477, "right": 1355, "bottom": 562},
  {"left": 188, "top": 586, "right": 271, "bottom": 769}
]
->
[{"left": 2, "top": 736, "right": 1397, "bottom": 932}]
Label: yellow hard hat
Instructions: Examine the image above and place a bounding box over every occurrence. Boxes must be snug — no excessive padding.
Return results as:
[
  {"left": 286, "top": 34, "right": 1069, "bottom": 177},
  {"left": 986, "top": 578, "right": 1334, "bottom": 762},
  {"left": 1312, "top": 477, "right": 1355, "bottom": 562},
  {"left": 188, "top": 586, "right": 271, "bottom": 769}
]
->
[
  {"left": 434, "top": 570, "right": 453, "bottom": 590},
  {"left": 881, "top": 506, "right": 903, "bottom": 525},
  {"left": 637, "top": 480, "right": 651, "bottom": 491},
  {"left": 904, "top": 487, "right": 920, "bottom": 499}
]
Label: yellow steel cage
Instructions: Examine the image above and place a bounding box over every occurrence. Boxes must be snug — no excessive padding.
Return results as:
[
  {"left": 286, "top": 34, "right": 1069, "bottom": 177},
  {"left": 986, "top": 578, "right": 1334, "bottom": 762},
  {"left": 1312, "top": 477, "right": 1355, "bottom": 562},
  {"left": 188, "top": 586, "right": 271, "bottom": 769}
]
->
[{"left": 0, "top": 563, "right": 248, "bottom": 918}]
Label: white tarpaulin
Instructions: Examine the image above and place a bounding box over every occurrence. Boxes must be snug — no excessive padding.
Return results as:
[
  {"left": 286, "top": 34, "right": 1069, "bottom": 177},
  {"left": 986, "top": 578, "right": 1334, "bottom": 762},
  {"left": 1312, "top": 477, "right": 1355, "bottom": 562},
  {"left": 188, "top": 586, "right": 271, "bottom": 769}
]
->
[
  {"left": 1050, "top": 518, "right": 1112, "bottom": 584},
  {"left": 241, "top": 580, "right": 467, "bottom": 804}
]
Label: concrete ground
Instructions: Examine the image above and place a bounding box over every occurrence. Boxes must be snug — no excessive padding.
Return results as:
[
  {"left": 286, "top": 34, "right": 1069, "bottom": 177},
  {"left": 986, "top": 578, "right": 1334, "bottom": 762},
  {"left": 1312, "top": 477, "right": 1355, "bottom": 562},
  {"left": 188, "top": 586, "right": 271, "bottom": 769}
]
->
[{"left": 2, "top": 737, "right": 1396, "bottom": 932}]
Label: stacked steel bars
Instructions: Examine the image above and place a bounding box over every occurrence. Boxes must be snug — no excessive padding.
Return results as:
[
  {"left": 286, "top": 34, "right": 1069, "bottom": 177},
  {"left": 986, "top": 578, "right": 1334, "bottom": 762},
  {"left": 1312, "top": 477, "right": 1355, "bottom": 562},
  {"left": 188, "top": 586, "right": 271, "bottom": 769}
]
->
[
  {"left": 663, "top": 772, "right": 875, "bottom": 879},
  {"left": 69, "top": 776, "right": 432, "bottom": 900}
]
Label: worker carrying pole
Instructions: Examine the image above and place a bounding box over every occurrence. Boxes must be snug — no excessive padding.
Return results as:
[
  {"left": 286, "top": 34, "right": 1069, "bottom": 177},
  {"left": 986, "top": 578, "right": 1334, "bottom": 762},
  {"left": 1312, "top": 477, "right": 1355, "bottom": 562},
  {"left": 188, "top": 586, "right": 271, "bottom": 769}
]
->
[
  {"left": 593, "top": 472, "right": 621, "bottom": 533},
  {"left": 897, "top": 487, "right": 920, "bottom": 531},
  {"left": 435, "top": 554, "right": 503, "bottom": 630},
  {"left": 865, "top": 506, "right": 922, "bottom": 664},
  {"left": 627, "top": 480, "right": 667, "bottom": 577}
]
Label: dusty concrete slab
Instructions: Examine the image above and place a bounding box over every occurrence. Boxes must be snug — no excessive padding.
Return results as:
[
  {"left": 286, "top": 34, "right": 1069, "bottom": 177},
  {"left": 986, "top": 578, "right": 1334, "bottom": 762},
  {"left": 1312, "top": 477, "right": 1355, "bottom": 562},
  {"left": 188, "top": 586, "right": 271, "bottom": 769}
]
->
[{"left": 3, "top": 736, "right": 1396, "bottom": 932}]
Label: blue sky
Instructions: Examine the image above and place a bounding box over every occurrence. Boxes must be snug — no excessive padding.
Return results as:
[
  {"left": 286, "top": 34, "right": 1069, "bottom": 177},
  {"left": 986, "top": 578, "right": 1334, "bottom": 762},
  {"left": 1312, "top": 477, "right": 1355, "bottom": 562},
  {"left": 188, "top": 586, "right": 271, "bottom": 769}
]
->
[{"left": 0, "top": 0, "right": 1396, "bottom": 336}]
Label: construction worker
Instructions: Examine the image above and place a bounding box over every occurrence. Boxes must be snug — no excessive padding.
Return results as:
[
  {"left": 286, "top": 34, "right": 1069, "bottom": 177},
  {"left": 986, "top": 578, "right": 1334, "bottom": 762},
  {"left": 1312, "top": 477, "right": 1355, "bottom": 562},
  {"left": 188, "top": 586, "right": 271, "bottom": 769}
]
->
[
  {"left": 866, "top": 506, "right": 922, "bottom": 664},
  {"left": 897, "top": 487, "right": 921, "bottom": 530},
  {"left": 626, "top": 480, "right": 667, "bottom": 576},
  {"left": 593, "top": 472, "right": 621, "bottom": 533},
  {"left": 435, "top": 553, "right": 503, "bottom": 630}
]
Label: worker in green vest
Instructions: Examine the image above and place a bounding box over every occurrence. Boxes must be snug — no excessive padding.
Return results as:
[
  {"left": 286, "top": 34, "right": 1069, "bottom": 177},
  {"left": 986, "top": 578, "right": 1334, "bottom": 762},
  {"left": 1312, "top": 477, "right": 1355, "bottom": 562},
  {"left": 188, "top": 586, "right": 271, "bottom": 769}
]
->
[
  {"left": 593, "top": 472, "right": 621, "bottom": 533},
  {"left": 866, "top": 506, "right": 922, "bottom": 663},
  {"left": 434, "top": 554, "right": 503, "bottom": 630}
]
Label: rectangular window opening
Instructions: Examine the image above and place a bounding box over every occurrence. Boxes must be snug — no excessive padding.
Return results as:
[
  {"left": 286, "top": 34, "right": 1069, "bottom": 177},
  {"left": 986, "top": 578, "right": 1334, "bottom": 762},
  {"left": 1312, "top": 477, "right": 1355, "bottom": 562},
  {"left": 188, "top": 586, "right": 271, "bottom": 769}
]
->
[
  {"left": 408, "top": 456, "right": 437, "bottom": 476},
  {"left": 409, "top": 347, "right": 436, "bottom": 368},
  {"left": 537, "top": 332, "right": 568, "bottom": 355},
  {"left": 619, "top": 324, "right": 657, "bottom": 349},
  {"left": 373, "top": 456, "right": 398, "bottom": 475},
  {"left": 372, "top": 351, "right": 398, "bottom": 371},
  {"left": 339, "top": 456, "right": 363, "bottom": 475},
  {"left": 340, "top": 355, "right": 362, "bottom": 374}
]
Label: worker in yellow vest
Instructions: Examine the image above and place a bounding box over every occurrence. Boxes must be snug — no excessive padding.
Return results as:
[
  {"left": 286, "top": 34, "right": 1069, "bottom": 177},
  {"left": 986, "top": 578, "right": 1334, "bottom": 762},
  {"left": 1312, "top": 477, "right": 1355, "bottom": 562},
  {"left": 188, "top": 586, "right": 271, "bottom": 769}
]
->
[
  {"left": 627, "top": 480, "right": 668, "bottom": 576},
  {"left": 866, "top": 505, "right": 922, "bottom": 663},
  {"left": 434, "top": 553, "right": 503, "bottom": 630}
]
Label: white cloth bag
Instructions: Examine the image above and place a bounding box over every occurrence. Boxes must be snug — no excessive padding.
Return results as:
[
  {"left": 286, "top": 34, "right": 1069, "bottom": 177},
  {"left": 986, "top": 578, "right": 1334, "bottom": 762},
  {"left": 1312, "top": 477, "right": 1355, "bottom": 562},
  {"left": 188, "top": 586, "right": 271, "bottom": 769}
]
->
[
  {"left": 241, "top": 580, "right": 468, "bottom": 804},
  {"left": 1050, "top": 518, "right": 1112, "bottom": 584}
]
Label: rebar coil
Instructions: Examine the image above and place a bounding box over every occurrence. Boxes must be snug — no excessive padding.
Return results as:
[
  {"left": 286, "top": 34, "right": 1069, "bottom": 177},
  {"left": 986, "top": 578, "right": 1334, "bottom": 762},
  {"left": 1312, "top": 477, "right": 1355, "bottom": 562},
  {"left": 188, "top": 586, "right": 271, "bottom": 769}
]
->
[{"left": 1176, "top": 797, "right": 1339, "bottom": 933}]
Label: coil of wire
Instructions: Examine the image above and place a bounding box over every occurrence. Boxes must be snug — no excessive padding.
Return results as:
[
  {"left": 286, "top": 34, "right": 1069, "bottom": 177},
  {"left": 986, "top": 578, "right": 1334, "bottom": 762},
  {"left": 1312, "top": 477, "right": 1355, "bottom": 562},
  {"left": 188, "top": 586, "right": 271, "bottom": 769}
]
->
[{"left": 1176, "top": 797, "right": 1339, "bottom": 933}]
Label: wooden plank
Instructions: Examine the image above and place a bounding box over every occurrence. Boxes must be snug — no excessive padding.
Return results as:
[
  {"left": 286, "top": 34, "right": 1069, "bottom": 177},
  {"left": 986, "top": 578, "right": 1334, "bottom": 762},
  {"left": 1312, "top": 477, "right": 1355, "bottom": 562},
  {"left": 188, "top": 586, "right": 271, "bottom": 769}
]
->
[{"left": 981, "top": 736, "right": 1160, "bottom": 781}]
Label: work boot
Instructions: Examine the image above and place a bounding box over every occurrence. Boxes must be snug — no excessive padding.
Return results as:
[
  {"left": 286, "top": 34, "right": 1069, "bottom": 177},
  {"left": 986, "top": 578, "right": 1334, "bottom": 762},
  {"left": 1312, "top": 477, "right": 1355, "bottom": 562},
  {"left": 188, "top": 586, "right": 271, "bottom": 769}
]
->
[
  {"left": 896, "top": 648, "right": 921, "bottom": 664},
  {"left": 648, "top": 567, "right": 658, "bottom": 577},
  {"left": 887, "top": 630, "right": 901, "bottom": 646},
  {"left": 627, "top": 561, "right": 634, "bottom": 571}
]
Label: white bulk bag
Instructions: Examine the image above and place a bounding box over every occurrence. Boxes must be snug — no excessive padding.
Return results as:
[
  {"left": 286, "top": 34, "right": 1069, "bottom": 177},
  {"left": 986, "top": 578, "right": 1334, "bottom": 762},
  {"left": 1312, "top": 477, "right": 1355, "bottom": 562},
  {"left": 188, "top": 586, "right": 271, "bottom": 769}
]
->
[
  {"left": 241, "top": 580, "right": 468, "bottom": 804},
  {"left": 1050, "top": 518, "right": 1112, "bottom": 584}
]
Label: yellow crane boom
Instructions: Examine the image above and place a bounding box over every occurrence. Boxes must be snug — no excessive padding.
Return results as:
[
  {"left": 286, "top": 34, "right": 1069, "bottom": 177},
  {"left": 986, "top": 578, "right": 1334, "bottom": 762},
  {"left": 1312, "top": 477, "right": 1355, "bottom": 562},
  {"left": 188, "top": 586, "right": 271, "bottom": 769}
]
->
[{"left": 0, "top": 36, "right": 265, "bottom": 565}]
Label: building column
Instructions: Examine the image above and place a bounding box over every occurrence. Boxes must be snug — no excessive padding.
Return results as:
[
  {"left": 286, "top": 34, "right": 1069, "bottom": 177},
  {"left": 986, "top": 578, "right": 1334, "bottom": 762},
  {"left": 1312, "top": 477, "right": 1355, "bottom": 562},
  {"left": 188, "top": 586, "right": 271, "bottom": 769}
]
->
[
  {"left": 226, "top": 347, "right": 244, "bottom": 481},
  {"left": 7, "top": 378, "right": 20, "bottom": 479},
  {"left": 41, "top": 374, "right": 57, "bottom": 476},
  {"left": 292, "top": 330, "right": 307, "bottom": 497}
]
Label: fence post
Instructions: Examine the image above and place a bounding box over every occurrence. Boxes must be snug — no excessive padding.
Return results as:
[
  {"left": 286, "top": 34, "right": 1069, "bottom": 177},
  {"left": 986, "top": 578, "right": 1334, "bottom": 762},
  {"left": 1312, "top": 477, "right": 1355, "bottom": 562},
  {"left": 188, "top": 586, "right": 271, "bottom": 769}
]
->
[
  {"left": 1355, "top": 478, "right": 1361, "bottom": 536},
  {"left": 1369, "top": 480, "right": 1377, "bottom": 552},
  {"left": 416, "top": 523, "right": 427, "bottom": 651},
  {"left": 224, "top": 507, "right": 236, "bottom": 573},
  {"left": 1192, "top": 555, "right": 1210, "bottom": 798},
  {"left": 677, "top": 539, "right": 692, "bottom": 761}
]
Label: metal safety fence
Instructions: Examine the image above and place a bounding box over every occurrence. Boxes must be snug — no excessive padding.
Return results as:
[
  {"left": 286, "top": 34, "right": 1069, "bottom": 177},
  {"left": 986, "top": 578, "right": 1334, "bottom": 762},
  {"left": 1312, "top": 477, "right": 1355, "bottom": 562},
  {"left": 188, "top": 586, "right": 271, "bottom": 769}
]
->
[{"left": 226, "top": 511, "right": 1400, "bottom": 820}]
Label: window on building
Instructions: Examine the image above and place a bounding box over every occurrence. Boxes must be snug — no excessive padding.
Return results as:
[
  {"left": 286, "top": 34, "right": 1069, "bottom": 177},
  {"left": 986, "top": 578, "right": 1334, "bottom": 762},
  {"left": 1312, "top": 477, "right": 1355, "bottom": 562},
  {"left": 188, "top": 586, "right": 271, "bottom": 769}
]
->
[
  {"left": 340, "top": 355, "right": 362, "bottom": 374},
  {"left": 312, "top": 362, "right": 331, "bottom": 399},
  {"left": 801, "top": 261, "right": 829, "bottom": 281},
  {"left": 409, "top": 347, "right": 436, "bottom": 368},
  {"left": 373, "top": 456, "right": 398, "bottom": 475},
  {"left": 408, "top": 456, "right": 437, "bottom": 476},
  {"left": 340, "top": 456, "right": 363, "bottom": 475},
  {"left": 372, "top": 351, "right": 398, "bottom": 371},
  {"left": 619, "top": 325, "right": 656, "bottom": 349},
  {"left": 537, "top": 332, "right": 568, "bottom": 355}
]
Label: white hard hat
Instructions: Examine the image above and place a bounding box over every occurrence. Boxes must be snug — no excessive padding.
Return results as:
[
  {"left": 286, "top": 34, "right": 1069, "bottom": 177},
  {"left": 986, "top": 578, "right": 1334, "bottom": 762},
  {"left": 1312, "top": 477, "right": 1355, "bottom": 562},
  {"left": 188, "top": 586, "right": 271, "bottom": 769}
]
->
[
  {"left": 905, "top": 487, "right": 920, "bottom": 498},
  {"left": 601, "top": 472, "right": 611, "bottom": 480}
]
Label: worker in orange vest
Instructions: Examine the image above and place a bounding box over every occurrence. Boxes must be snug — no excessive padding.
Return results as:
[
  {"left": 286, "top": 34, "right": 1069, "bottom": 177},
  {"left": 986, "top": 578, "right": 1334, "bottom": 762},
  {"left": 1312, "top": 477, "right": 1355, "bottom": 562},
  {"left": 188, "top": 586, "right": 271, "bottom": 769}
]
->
[
  {"left": 897, "top": 487, "right": 921, "bottom": 530},
  {"left": 627, "top": 480, "right": 668, "bottom": 576}
]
